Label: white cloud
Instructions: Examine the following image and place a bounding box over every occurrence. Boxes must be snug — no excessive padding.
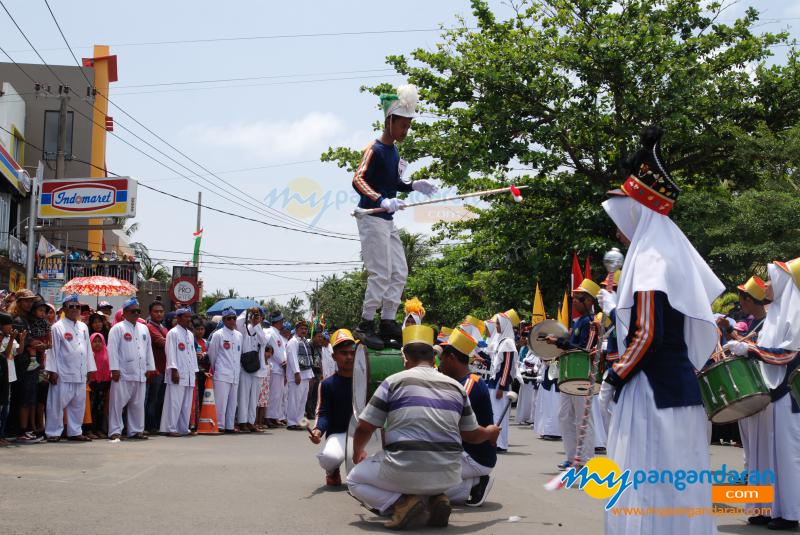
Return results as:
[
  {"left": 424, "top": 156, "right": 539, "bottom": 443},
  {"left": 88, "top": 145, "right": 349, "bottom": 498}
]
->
[{"left": 180, "top": 112, "right": 351, "bottom": 161}]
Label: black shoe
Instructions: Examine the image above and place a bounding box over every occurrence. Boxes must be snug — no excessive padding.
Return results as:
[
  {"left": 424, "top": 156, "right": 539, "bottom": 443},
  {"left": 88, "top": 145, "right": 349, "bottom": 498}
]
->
[
  {"left": 354, "top": 319, "right": 384, "bottom": 350},
  {"left": 465, "top": 475, "right": 494, "bottom": 507},
  {"left": 748, "top": 515, "right": 771, "bottom": 526},
  {"left": 767, "top": 518, "right": 798, "bottom": 530},
  {"left": 379, "top": 319, "right": 402, "bottom": 341},
  {"left": 594, "top": 447, "right": 607, "bottom": 454}
]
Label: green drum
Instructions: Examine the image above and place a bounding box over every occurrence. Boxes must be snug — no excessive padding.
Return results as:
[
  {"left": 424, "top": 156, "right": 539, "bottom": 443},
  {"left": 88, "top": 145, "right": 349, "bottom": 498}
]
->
[
  {"left": 557, "top": 350, "right": 603, "bottom": 395},
  {"left": 698, "top": 356, "right": 770, "bottom": 424},
  {"left": 352, "top": 345, "right": 404, "bottom": 415},
  {"left": 789, "top": 368, "right": 800, "bottom": 406}
]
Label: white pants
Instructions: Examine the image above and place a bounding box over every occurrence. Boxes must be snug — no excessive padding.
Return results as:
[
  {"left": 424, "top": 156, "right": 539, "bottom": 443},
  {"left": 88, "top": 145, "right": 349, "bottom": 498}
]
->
[
  {"left": 592, "top": 395, "right": 608, "bottom": 449},
  {"left": 772, "top": 395, "right": 800, "bottom": 521},
  {"left": 160, "top": 383, "right": 194, "bottom": 434},
  {"left": 347, "top": 451, "right": 408, "bottom": 515},
  {"left": 267, "top": 372, "right": 285, "bottom": 420},
  {"left": 287, "top": 378, "right": 310, "bottom": 426},
  {"left": 559, "top": 393, "right": 595, "bottom": 462},
  {"left": 237, "top": 372, "right": 260, "bottom": 424},
  {"left": 108, "top": 379, "right": 146, "bottom": 437},
  {"left": 489, "top": 388, "right": 510, "bottom": 450},
  {"left": 45, "top": 381, "right": 85, "bottom": 438},
  {"left": 445, "top": 452, "right": 493, "bottom": 504},
  {"left": 534, "top": 386, "right": 561, "bottom": 437},
  {"left": 516, "top": 382, "right": 535, "bottom": 424},
  {"left": 357, "top": 214, "right": 408, "bottom": 320},
  {"left": 214, "top": 379, "right": 238, "bottom": 430},
  {"left": 317, "top": 432, "right": 345, "bottom": 473}
]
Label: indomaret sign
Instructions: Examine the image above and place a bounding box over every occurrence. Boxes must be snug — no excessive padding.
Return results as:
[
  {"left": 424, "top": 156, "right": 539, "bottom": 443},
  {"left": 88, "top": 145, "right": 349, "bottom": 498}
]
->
[{"left": 38, "top": 178, "right": 137, "bottom": 219}]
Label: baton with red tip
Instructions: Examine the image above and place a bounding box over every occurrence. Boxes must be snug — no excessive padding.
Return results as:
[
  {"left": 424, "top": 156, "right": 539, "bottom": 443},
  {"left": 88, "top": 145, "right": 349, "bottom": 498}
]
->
[{"left": 350, "top": 185, "right": 527, "bottom": 218}]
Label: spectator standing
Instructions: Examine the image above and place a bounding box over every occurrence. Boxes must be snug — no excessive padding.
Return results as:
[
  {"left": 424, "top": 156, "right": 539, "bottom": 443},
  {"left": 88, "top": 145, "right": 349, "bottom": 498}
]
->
[{"left": 144, "top": 301, "right": 168, "bottom": 433}]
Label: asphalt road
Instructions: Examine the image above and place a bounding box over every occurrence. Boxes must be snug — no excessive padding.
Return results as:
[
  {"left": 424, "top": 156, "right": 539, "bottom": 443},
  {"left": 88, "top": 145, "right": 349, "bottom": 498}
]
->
[{"left": 0, "top": 416, "right": 752, "bottom": 534}]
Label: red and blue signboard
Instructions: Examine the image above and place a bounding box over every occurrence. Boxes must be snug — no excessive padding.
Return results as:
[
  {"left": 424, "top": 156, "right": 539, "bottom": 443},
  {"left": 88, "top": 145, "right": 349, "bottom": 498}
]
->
[{"left": 38, "top": 177, "right": 137, "bottom": 219}]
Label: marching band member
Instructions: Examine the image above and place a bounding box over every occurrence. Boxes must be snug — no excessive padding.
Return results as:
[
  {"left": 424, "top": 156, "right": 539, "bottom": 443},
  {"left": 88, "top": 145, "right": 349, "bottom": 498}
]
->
[
  {"left": 546, "top": 279, "right": 599, "bottom": 469},
  {"left": 351, "top": 85, "right": 437, "bottom": 350},
  {"left": 601, "top": 126, "right": 723, "bottom": 535},
  {"left": 515, "top": 332, "right": 536, "bottom": 426},
  {"left": 347, "top": 325, "right": 499, "bottom": 529},
  {"left": 534, "top": 361, "right": 562, "bottom": 440},
  {"left": 725, "top": 259, "right": 800, "bottom": 531},
  {"left": 310, "top": 329, "right": 356, "bottom": 487},
  {"left": 402, "top": 297, "right": 426, "bottom": 328},
  {"left": 488, "top": 310, "right": 520, "bottom": 452},
  {"left": 207, "top": 308, "right": 242, "bottom": 433},
  {"left": 160, "top": 308, "right": 199, "bottom": 437},
  {"left": 438, "top": 326, "right": 496, "bottom": 507}
]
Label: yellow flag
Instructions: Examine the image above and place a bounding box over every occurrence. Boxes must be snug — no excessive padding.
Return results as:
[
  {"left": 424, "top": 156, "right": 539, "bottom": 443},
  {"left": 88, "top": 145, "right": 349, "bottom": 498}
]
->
[
  {"left": 532, "top": 283, "right": 546, "bottom": 325},
  {"left": 559, "top": 290, "right": 569, "bottom": 329}
]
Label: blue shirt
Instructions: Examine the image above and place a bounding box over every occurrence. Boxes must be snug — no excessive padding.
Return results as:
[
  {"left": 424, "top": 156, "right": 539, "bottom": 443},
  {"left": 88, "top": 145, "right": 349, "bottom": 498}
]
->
[
  {"left": 315, "top": 374, "right": 352, "bottom": 437},
  {"left": 352, "top": 140, "right": 414, "bottom": 220},
  {"left": 460, "top": 373, "right": 497, "bottom": 468}
]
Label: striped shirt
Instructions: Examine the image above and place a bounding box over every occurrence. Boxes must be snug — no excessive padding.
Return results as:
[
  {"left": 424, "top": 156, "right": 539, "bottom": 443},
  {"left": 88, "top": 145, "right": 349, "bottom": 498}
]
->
[{"left": 359, "top": 365, "right": 478, "bottom": 494}]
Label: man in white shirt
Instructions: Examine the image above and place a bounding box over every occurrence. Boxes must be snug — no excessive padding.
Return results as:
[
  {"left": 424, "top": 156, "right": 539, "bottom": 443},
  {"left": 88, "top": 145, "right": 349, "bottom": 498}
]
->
[
  {"left": 236, "top": 307, "right": 268, "bottom": 432},
  {"left": 107, "top": 297, "right": 157, "bottom": 440},
  {"left": 45, "top": 294, "right": 96, "bottom": 442},
  {"left": 265, "top": 311, "right": 287, "bottom": 428},
  {"left": 160, "top": 308, "right": 199, "bottom": 436},
  {"left": 286, "top": 319, "right": 314, "bottom": 429},
  {"left": 207, "top": 308, "right": 242, "bottom": 432}
]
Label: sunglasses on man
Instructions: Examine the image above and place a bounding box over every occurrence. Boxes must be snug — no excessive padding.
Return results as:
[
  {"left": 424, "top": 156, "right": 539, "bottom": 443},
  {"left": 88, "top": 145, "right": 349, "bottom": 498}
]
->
[{"left": 65, "top": 304, "right": 81, "bottom": 310}]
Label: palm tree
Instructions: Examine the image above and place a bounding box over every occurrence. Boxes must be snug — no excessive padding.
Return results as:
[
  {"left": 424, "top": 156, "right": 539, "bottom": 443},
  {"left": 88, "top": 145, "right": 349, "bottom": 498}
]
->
[
  {"left": 226, "top": 288, "right": 239, "bottom": 298},
  {"left": 285, "top": 295, "right": 306, "bottom": 323},
  {"left": 399, "top": 229, "right": 433, "bottom": 276},
  {"left": 139, "top": 254, "right": 171, "bottom": 283}
]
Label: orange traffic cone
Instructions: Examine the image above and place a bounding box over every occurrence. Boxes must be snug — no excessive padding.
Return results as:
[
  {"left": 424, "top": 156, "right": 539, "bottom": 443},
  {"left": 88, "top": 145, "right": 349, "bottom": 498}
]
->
[{"left": 197, "top": 376, "right": 222, "bottom": 435}]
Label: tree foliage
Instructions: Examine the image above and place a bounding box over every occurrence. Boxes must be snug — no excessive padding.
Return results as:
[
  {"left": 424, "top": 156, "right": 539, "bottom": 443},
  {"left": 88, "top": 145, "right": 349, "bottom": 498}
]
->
[{"left": 307, "top": 271, "right": 368, "bottom": 330}]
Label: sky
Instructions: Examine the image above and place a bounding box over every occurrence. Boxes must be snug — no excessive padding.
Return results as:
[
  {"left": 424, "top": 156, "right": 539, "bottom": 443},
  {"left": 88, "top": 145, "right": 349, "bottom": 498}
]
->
[{"left": 0, "top": 0, "right": 797, "bottom": 308}]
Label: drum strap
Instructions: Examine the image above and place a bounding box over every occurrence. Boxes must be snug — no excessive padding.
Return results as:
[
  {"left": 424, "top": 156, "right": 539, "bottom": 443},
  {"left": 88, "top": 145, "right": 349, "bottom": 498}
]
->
[{"left": 464, "top": 373, "right": 480, "bottom": 395}]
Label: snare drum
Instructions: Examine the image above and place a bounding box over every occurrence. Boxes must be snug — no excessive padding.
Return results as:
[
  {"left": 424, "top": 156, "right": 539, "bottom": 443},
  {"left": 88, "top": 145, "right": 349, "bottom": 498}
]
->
[
  {"left": 788, "top": 367, "right": 800, "bottom": 406},
  {"left": 557, "top": 350, "right": 602, "bottom": 395},
  {"left": 698, "top": 355, "right": 770, "bottom": 424}
]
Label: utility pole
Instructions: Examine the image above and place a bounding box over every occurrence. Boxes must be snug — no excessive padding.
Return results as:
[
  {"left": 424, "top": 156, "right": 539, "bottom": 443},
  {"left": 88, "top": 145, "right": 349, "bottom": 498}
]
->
[
  {"left": 55, "top": 85, "right": 70, "bottom": 179},
  {"left": 25, "top": 162, "right": 43, "bottom": 289},
  {"left": 194, "top": 191, "right": 202, "bottom": 268}
]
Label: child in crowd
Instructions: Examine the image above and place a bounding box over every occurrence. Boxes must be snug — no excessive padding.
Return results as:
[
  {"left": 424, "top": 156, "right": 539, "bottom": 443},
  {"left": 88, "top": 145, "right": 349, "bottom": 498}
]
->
[
  {"left": 256, "top": 346, "right": 274, "bottom": 430},
  {"left": 88, "top": 333, "right": 111, "bottom": 438}
]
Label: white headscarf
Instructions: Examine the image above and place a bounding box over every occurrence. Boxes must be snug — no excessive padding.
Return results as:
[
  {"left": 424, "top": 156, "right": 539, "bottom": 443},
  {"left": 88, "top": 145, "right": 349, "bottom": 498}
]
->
[
  {"left": 491, "top": 314, "right": 518, "bottom": 378},
  {"left": 756, "top": 263, "right": 800, "bottom": 388},
  {"left": 602, "top": 196, "right": 724, "bottom": 370}
]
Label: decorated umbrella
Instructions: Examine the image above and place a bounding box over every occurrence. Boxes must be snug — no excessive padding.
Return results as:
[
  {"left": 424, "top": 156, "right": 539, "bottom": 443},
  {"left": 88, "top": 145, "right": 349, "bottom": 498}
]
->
[{"left": 61, "top": 276, "right": 137, "bottom": 308}]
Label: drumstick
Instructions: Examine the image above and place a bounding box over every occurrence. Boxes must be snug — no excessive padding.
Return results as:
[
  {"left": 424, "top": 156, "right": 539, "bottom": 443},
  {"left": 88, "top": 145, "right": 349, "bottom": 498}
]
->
[
  {"left": 298, "top": 417, "right": 315, "bottom": 436},
  {"left": 495, "top": 391, "right": 518, "bottom": 425}
]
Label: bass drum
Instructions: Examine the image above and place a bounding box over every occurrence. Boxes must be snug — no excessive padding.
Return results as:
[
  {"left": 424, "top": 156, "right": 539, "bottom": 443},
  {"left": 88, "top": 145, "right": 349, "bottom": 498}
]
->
[{"left": 698, "top": 355, "right": 770, "bottom": 424}]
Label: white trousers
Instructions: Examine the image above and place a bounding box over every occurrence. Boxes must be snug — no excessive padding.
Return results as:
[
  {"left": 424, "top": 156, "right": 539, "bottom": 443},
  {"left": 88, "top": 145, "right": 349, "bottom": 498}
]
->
[
  {"left": 357, "top": 215, "right": 408, "bottom": 320},
  {"left": 287, "top": 378, "right": 310, "bottom": 426},
  {"left": 237, "top": 372, "right": 260, "bottom": 424},
  {"left": 160, "top": 383, "right": 194, "bottom": 434},
  {"left": 772, "top": 395, "right": 800, "bottom": 521},
  {"left": 534, "top": 386, "right": 561, "bottom": 437},
  {"left": 489, "top": 389, "right": 510, "bottom": 450},
  {"left": 317, "top": 432, "right": 345, "bottom": 473},
  {"left": 347, "top": 451, "right": 407, "bottom": 515},
  {"left": 445, "top": 452, "right": 493, "bottom": 504},
  {"left": 516, "top": 382, "right": 535, "bottom": 424},
  {"left": 592, "top": 395, "right": 608, "bottom": 449},
  {"left": 45, "top": 381, "right": 85, "bottom": 438},
  {"left": 559, "top": 393, "right": 595, "bottom": 462},
  {"left": 108, "top": 379, "right": 146, "bottom": 437},
  {"left": 214, "top": 379, "right": 238, "bottom": 430},
  {"left": 267, "top": 372, "right": 285, "bottom": 420}
]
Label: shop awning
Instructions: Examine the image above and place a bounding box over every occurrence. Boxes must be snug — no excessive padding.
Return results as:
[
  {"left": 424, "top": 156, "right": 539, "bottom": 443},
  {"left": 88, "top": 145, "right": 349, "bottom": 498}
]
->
[{"left": 0, "top": 142, "right": 30, "bottom": 195}]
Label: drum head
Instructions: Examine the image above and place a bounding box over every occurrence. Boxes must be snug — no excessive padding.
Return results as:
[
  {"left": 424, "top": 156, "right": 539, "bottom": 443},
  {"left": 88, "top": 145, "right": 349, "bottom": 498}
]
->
[
  {"left": 558, "top": 379, "right": 600, "bottom": 396},
  {"left": 352, "top": 344, "right": 369, "bottom": 416},
  {"left": 710, "top": 394, "right": 771, "bottom": 424},
  {"left": 344, "top": 413, "right": 383, "bottom": 476}
]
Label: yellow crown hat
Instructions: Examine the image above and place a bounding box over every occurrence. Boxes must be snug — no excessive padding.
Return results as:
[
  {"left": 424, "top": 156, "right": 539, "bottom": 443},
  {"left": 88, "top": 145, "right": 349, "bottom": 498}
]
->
[
  {"left": 446, "top": 327, "right": 478, "bottom": 355},
  {"left": 776, "top": 258, "right": 800, "bottom": 290},
  {"left": 437, "top": 326, "right": 453, "bottom": 343},
  {"left": 463, "top": 315, "right": 486, "bottom": 336},
  {"left": 737, "top": 276, "right": 767, "bottom": 302},
  {"left": 402, "top": 324, "right": 435, "bottom": 347},
  {"left": 576, "top": 278, "right": 601, "bottom": 299},
  {"left": 330, "top": 328, "right": 357, "bottom": 348},
  {"left": 500, "top": 309, "right": 521, "bottom": 327}
]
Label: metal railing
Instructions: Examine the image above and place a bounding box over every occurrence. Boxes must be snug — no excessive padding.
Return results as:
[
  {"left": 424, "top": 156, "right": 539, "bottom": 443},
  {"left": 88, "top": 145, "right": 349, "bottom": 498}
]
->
[{"left": 66, "top": 260, "right": 139, "bottom": 285}]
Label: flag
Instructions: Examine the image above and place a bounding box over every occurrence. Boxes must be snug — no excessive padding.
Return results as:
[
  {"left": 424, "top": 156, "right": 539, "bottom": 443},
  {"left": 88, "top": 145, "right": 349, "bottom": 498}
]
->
[
  {"left": 559, "top": 290, "right": 570, "bottom": 329},
  {"left": 571, "top": 252, "right": 583, "bottom": 319},
  {"left": 584, "top": 255, "right": 592, "bottom": 281},
  {"left": 37, "top": 236, "right": 63, "bottom": 259},
  {"left": 532, "top": 283, "right": 546, "bottom": 325},
  {"left": 192, "top": 229, "right": 203, "bottom": 265}
]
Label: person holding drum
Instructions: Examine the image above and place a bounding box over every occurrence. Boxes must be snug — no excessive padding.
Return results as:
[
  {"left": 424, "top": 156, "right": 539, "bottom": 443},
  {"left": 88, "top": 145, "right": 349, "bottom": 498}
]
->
[
  {"left": 438, "top": 326, "right": 497, "bottom": 507},
  {"left": 488, "top": 309, "right": 520, "bottom": 453},
  {"left": 600, "top": 126, "right": 724, "bottom": 535},
  {"left": 346, "top": 325, "right": 500, "bottom": 530},
  {"left": 546, "top": 278, "right": 599, "bottom": 470},
  {"left": 310, "top": 329, "right": 357, "bottom": 487},
  {"left": 724, "top": 259, "right": 800, "bottom": 531}
]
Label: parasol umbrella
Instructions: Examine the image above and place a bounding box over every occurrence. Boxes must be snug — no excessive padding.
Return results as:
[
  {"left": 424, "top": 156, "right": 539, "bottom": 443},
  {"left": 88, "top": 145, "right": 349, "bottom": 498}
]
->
[{"left": 61, "top": 276, "right": 138, "bottom": 308}]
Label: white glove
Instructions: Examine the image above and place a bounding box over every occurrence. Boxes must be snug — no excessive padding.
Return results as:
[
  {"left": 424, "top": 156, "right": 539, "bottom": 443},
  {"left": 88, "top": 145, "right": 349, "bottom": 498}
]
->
[
  {"left": 380, "top": 197, "right": 406, "bottom": 214},
  {"left": 599, "top": 380, "right": 614, "bottom": 414},
  {"left": 723, "top": 340, "right": 749, "bottom": 356},
  {"left": 412, "top": 179, "right": 438, "bottom": 196},
  {"left": 598, "top": 289, "right": 617, "bottom": 315}
]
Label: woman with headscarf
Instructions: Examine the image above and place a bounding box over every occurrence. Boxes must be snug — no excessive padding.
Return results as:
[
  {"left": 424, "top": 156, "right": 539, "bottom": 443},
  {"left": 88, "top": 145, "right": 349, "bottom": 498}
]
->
[
  {"left": 724, "top": 260, "right": 800, "bottom": 530},
  {"left": 488, "top": 309, "right": 520, "bottom": 452},
  {"left": 599, "top": 127, "right": 723, "bottom": 535}
]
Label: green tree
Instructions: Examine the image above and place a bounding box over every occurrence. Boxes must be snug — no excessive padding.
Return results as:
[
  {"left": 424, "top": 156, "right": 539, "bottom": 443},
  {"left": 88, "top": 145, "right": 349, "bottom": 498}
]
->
[
  {"left": 198, "top": 289, "right": 226, "bottom": 316},
  {"left": 284, "top": 296, "right": 307, "bottom": 324},
  {"left": 324, "top": 0, "right": 800, "bottom": 311},
  {"left": 399, "top": 229, "right": 434, "bottom": 276},
  {"left": 307, "top": 271, "right": 368, "bottom": 330}
]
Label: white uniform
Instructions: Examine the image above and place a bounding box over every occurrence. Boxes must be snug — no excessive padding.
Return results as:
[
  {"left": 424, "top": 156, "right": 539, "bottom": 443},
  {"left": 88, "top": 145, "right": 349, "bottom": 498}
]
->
[
  {"left": 236, "top": 315, "right": 268, "bottom": 425},
  {"left": 207, "top": 326, "right": 242, "bottom": 430},
  {"left": 357, "top": 215, "right": 408, "bottom": 321},
  {"left": 45, "top": 318, "right": 95, "bottom": 438},
  {"left": 488, "top": 316, "right": 517, "bottom": 450},
  {"left": 515, "top": 350, "right": 536, "bottom": 424},
  {"left": 534, "top": 364, "right": 561, "bottom": 438},
  {"left": 107, "top": 319, "right": 155, "bottom": 437},
  {"left": 560, "top": 391, "right": 595, "bottom": 463},
  {"left": 320, "top": 343, "right": 336, "bottom": 379},
  {"left": 266, "top": 325, "right": 287, "bottom": 420},
  {"left": 160, "top": 325, "right": 198, "bottom": 434},
  {"left": 286, "top": 334, "right": 314, "bottom": 426}
]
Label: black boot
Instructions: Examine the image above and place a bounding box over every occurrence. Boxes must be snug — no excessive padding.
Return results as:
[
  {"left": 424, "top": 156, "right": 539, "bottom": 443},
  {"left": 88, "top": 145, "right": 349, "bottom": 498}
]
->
[
  {"left": 767, "top": 518, "right": 799, "bottom": 531},
  {"left": 379, "top": 319, "right": 403, "bottom": 349},
  {"left": 354, "top": 319, "right": 384, "bottom": 350}
]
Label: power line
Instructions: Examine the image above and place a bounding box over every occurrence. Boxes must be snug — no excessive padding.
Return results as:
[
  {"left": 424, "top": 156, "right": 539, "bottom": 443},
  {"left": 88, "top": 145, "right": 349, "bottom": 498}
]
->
[{"left": 199, "top": 249, "right": 319, "bottom": 282}]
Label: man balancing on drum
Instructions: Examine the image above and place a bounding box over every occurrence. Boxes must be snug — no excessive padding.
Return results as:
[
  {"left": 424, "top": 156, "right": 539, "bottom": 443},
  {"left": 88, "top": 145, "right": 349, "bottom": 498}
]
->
[
  {"left": 438, "top": 326, "right": 496, "bottom": 507},
  {"left": 724, "top": 259, "right": 800, "bottom": 531},
  {"left": 309, "top": 329, "right": 357, "bottom": 487},
  {"left": 545, "top": 278, "right": 599, "bottom": 471},
  {"left": 346, "top": 325, "right": 500, "bottom": 530}
]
